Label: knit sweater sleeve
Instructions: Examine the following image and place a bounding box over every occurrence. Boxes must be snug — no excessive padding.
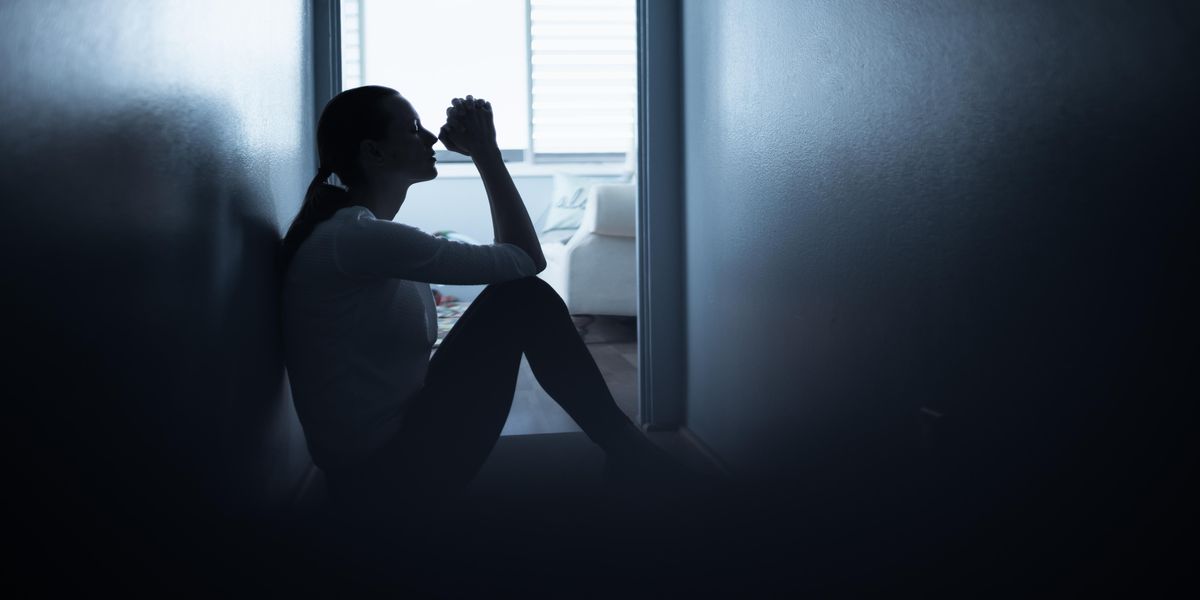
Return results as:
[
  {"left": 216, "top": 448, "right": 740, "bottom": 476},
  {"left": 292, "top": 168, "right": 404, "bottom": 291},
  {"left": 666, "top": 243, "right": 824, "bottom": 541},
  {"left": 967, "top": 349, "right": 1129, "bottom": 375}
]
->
[{"left": 331, "top": 207, "right": 538, "bottom": 284}]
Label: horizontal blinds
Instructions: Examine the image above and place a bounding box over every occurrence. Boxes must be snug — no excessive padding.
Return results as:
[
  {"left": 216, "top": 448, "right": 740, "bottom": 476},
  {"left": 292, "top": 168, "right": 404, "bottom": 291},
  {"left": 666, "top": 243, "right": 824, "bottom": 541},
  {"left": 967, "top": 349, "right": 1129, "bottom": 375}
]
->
[
  {"left": 530, "top": 0, "right": 637, "bottom": 157},
  {"left": 340, "top": 0, "right": 363, "bottom": 90}
]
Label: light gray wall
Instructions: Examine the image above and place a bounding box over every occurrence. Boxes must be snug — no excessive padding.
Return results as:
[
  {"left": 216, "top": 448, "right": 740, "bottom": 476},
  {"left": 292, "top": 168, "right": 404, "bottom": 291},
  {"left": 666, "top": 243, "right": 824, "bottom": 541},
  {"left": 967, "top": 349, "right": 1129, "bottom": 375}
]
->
[
  {"left": 2, "top": 0, "right": 314, "bottom": 531},
  {"left": 681, "top": 0, "right": 1197, "bottom": 506}
]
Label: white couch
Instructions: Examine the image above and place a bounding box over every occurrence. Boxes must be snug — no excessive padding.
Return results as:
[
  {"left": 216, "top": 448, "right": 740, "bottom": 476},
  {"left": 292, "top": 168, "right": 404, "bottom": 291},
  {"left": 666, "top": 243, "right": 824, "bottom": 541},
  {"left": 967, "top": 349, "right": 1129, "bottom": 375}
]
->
[{"left": 537, "top": 183, "right": 637, "bottom": 317}]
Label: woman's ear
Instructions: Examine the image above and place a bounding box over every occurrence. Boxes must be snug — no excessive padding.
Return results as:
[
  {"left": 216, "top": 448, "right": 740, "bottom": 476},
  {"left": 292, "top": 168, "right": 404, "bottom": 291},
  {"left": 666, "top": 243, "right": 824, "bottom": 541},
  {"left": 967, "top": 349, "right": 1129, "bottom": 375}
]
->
[{"left": 359, "top": 139, "right": 384, "bottom": 165}]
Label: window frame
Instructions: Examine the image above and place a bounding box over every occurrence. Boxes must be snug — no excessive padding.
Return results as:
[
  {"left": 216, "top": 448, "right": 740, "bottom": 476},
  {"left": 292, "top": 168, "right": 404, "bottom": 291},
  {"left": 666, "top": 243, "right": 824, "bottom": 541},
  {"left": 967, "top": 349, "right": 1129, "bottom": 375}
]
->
[{"left": 334, "top": 0, "right": 632, "bottom": 167}]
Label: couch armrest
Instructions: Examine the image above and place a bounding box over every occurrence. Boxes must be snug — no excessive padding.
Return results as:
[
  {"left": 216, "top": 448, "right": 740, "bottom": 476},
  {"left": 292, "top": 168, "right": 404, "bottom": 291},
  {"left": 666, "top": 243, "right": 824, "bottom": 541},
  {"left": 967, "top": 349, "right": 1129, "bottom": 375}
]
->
[{"left": 580, "top": 183, "right": 636, "bottom": 238}]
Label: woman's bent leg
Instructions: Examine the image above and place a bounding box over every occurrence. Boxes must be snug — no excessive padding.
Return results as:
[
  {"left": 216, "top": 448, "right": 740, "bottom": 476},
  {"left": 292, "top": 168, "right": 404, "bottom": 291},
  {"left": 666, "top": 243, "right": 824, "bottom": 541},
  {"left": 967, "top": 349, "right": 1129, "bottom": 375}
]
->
[
  {"left": 322, "top": 280, "right": 527, "bottom": 521},
  {"left": 372, "top": 282, "right": 529, "bottom": 505},
  {"left": 503, "top": 277, "right": 637, "bottom": 447},
  {"left": 427, "top": 277, "right": 634, "bottom": 442},
  {"left": 396, "top": 278, "right": 637, "bottom": 493},
  {"left": 328, "top": 276, "right": 644, "bottom": 522}
]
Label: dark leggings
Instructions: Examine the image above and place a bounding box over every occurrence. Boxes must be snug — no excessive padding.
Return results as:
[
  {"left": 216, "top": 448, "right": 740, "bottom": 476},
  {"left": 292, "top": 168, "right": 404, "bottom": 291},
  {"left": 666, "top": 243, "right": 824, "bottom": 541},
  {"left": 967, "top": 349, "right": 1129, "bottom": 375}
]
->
[{"left": 324, "top": 275, "right": 635, "bottom": 520}]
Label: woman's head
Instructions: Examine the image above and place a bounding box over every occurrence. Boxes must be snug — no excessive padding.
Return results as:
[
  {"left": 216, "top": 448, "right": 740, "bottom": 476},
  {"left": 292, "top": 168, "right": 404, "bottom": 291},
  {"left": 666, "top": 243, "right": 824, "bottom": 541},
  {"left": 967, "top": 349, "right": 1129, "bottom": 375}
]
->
[
  {"left": 281, "top": 86, "right": 439, "bottom": 271},
  {"left": 318, "top": 86, "right": 439, "bottom": 188}
]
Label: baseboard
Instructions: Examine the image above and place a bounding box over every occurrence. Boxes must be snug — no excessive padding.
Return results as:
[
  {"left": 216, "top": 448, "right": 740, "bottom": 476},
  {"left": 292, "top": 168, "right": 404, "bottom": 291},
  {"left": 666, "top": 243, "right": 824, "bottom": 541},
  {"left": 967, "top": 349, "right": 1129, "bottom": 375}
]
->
[{"left": 677, "top": 426, "right": 733, "bottom": 479}]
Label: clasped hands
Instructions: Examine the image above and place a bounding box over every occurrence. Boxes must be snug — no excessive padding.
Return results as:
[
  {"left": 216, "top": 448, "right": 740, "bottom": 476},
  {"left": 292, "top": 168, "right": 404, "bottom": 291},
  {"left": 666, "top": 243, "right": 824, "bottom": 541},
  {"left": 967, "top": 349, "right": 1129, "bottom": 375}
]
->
[{"left": 438, "top": 95, "right": 498, "bottom": 158}]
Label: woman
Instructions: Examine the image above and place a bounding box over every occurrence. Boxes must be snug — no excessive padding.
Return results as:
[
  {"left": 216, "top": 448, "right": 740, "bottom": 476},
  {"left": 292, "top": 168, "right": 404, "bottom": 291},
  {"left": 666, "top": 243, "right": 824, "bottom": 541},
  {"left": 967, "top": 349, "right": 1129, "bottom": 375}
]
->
[{"left": 280, "top": 86, "right": 685, "bottom": 526}]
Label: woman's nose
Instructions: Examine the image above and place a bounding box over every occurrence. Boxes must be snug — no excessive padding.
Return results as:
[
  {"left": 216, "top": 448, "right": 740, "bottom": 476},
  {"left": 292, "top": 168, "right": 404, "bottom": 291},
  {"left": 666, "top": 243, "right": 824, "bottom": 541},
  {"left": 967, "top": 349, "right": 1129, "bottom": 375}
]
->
[{"left": 420, "top": 128, "right": 438, "bottom": 146}]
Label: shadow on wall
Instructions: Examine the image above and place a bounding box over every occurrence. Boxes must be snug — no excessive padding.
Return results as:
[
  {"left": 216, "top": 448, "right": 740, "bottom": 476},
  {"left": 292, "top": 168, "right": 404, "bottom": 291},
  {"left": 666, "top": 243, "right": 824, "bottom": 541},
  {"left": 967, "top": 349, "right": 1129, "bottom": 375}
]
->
[{"left": 2, "top": 93, "right": 308, "bottom": 538}]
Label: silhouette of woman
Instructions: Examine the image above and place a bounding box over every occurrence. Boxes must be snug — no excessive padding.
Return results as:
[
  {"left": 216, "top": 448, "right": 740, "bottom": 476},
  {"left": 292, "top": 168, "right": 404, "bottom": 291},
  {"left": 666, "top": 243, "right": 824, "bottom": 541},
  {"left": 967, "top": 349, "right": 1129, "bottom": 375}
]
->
[{"left": 280, "top": 86, "right": 683, "bottom": 526}]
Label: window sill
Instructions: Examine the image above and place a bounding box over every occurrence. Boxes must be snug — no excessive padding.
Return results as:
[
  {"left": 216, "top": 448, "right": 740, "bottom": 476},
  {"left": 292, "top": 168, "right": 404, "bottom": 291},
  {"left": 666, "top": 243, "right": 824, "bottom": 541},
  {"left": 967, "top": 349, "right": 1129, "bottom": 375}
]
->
[{"left": 432, "top": 161, "right": 633, "bottom": 179}]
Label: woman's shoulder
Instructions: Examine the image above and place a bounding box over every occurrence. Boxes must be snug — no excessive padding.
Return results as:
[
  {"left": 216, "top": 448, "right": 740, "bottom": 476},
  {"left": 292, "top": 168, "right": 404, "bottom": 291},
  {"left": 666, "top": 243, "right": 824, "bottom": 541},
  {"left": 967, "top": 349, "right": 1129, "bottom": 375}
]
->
[
  {"left": 316, "top": 205, "right": 373, "bottom": 233},
  {"left": 332, "top": 205, "right": 428, "bottom": 235},
  {"left": 333, "top": 204, "right": 373, "bottom": 220}
]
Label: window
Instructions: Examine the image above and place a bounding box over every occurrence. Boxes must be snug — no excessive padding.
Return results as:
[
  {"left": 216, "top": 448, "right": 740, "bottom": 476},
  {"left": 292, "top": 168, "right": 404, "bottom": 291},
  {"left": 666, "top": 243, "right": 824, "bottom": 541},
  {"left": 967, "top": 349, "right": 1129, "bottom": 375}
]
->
[
  {"left": 529, "top": 0, "right": 636, "bottom": 162},
  {"left": 340, "top": 0, "right": 636, "bottom": 164}
]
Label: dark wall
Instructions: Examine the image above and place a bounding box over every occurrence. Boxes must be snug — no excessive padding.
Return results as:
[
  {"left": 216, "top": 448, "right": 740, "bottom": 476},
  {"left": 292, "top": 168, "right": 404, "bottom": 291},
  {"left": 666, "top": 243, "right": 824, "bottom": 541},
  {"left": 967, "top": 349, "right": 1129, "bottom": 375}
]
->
[
  {"left": 1, "top": 0, "right": 314, "bottom": 572},
  {"left": 682, "top": 0, "right": 1197, "bottom": 585}
]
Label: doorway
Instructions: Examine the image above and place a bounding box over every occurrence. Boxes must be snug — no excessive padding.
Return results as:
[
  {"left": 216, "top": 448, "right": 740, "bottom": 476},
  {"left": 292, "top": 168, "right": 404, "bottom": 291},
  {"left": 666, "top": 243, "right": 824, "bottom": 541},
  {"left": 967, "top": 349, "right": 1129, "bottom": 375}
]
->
[{"left": 327, "top": 0, "right": 645, "bottom": 435}]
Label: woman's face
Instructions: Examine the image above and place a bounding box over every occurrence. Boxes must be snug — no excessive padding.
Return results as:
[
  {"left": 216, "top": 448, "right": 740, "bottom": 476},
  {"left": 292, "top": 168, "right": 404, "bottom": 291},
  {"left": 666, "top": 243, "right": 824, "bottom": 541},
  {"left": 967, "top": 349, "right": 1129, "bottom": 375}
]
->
[{"left": 363, "top": 95, "right": 439, "bottom": 185}]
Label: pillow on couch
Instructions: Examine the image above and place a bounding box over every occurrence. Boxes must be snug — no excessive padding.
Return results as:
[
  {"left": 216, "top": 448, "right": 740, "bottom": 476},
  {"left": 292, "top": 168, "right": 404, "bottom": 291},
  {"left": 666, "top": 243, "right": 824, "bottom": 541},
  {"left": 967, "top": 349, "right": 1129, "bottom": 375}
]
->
[{"left": 539, "top": 173, "right": 630, "bottom": 244}]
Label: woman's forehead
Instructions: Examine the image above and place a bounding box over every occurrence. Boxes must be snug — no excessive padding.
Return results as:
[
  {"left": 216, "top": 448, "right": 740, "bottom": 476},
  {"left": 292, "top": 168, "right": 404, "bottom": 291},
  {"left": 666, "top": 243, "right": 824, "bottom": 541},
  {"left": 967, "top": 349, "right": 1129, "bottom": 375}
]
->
[{"left": 387, "top": 95, "right": 419, "bottom": 121}]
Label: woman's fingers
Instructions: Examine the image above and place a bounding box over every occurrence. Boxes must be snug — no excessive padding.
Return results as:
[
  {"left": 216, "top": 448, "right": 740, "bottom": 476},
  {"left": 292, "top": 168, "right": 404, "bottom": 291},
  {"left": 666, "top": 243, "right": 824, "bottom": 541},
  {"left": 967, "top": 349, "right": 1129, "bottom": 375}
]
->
[
  {"left": 448, "top": 95, "right": 489, "bottom": 112},
  {"left": 442, "top": 96, "right": 494, "bottom": 152},
  {"left": 438, "top": 124, "right": 469, "bottom": 155},
  {"left": 461, "top": 95, "right": 487, "bottom": 111}
]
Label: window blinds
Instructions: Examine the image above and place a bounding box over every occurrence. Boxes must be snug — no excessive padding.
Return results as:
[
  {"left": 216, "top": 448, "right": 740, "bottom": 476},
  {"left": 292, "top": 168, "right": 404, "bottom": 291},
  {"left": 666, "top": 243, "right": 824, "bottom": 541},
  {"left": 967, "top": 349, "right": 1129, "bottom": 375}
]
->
[
  {"left": 529, "top": 0, "right": 637, "bottom": 159},
  {"left": 340, "top": 0, "right": 363, "bottom": 90}
]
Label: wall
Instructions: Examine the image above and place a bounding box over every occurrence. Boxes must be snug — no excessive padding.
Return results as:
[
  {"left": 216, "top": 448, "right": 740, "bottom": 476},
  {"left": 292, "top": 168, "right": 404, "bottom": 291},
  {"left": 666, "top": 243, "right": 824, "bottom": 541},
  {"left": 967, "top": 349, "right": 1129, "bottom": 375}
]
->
[
  {"left": 1, "top": 0, "right": 314, "bottom": 564},
  {"left": 681, "top": 0, "right": 1196, "bottom": 576}
]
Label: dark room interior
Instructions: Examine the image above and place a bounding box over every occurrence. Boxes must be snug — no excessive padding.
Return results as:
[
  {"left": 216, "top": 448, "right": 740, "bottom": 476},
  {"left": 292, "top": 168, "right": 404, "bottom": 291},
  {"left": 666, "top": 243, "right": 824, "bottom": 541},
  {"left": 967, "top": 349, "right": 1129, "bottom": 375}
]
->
[{"left": 3, "top": 0, "right": 1196, "bottom": 596}]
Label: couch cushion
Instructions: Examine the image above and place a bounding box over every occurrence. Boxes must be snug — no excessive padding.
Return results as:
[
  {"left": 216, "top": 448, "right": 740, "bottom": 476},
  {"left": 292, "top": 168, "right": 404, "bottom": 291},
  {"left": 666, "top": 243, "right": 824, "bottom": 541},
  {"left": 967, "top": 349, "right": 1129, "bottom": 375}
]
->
[
  {"left": 539, "top": 173, "right": 625, "bottom": 244},
  {"left": 583, "top": 184, "right": 637, "bottom": 238}
]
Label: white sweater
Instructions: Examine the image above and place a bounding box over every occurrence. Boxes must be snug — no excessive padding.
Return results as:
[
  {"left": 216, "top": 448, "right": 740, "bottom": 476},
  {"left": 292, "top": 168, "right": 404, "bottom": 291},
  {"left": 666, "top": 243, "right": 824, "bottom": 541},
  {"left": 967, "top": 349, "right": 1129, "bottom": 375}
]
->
[{"left": 282, "top": 205, "right": 537, "bottom": 471}]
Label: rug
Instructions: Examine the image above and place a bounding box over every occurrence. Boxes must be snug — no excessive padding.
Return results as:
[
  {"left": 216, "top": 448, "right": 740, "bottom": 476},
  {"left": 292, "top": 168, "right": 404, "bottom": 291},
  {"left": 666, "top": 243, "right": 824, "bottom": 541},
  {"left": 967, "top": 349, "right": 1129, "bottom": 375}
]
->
[
  {"left": 436, "top": 302, "right": 635, "bottom": 348},
  {"left": 434, "top": 301, "right": 467, "bottom": 348}
]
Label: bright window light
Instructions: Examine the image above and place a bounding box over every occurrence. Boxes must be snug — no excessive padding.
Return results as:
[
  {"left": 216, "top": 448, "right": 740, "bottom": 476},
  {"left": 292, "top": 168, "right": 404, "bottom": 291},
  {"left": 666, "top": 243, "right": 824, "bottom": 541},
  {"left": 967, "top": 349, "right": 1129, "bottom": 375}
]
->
[
  {"left": 341, "top": 0, "right": 636, "bottom": 162},
  {"left": 344, "top": 0, "right": 529, "bottom": 154},
  {"left": 529, "top": 0, "right": 636, "bottom": 159}
]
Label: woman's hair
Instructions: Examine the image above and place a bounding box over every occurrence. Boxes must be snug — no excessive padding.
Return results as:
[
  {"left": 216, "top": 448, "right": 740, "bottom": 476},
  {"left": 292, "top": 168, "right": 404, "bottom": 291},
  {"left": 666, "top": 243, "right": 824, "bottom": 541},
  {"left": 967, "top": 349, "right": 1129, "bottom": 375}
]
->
[{"left": 279, "top": 85, "right": 401, "bottom": 271}]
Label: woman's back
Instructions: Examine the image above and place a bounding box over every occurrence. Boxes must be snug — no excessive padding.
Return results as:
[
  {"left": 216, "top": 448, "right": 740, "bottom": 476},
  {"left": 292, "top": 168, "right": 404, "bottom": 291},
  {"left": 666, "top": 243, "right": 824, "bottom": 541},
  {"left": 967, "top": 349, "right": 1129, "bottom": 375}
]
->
[
  {"left": 282, "top": 205, "right": 438, "bottom": 471},
  {"left": 283, "top": 203, "right": 539, "bottom": 471}
]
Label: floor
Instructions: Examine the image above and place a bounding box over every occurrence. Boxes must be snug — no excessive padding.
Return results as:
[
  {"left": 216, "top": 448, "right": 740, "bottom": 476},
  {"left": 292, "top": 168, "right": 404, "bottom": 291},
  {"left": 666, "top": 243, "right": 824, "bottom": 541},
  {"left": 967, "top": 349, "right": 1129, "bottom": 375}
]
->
[
  {"left": 478, "top": 314, "right": 724, "bottom": 489},
  {"left": 499, "top": 314, "right": 640, "bottom": 436},
  {"left": 428, "top": 309, "right": 723, "bottom": 488},
  {"left": 289, "top": 316, "right": 735, "bottom": 596}
]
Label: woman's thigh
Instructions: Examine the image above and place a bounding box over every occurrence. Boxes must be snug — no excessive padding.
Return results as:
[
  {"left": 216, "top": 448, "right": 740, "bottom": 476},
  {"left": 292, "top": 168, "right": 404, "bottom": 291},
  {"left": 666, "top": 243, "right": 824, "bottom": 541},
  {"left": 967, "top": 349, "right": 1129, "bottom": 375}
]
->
[
  {"left": 413, "top": 279, "right": 545, "bottom": 439},
  {"left": 367, "top": 278, "right": 549, "bottom": 501}
]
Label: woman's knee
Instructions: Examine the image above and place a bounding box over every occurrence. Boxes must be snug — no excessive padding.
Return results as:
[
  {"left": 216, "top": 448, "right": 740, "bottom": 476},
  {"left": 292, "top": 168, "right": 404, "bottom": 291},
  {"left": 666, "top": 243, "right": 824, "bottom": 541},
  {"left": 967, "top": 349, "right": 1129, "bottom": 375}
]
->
[{"left": 481, "top": 276, "right": 562, "bottom": 306}]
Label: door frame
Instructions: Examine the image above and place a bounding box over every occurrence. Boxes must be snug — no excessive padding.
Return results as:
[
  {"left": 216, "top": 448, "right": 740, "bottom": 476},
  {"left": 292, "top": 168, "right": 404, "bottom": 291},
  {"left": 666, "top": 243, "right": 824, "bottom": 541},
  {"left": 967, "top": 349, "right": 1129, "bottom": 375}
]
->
[
  {"left": 310, "top": 0, "right": 341, "bottom": 170},
  {"left": 308, "top": 0, "right": 688, "bottom": 431},
  {"left": 636, "top": 0, "right": 686, "bottom": 430}
]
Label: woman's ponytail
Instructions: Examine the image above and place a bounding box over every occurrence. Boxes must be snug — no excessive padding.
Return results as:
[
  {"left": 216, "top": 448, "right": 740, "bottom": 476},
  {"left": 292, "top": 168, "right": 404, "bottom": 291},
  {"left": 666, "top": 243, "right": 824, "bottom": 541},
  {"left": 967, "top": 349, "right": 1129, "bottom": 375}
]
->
[
  {"left": 279, "top": 166, "right": 352, "bottom": 272},
  {"left": 279, "top": 85, "right": 401, "bottom": 274}
]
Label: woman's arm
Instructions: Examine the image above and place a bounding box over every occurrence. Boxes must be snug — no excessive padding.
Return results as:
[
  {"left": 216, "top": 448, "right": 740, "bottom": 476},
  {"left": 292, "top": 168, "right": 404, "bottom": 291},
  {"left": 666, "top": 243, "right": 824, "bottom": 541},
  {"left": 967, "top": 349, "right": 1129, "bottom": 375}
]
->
[
  {"left": 332, "top": 207, "right": 537, "bottom": 283},
  {"left": 441, "top": 96, "right": 547, "bottom": 272},
  {"left": 474, "top": 148, "right": 546, "bottom": 272}
]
